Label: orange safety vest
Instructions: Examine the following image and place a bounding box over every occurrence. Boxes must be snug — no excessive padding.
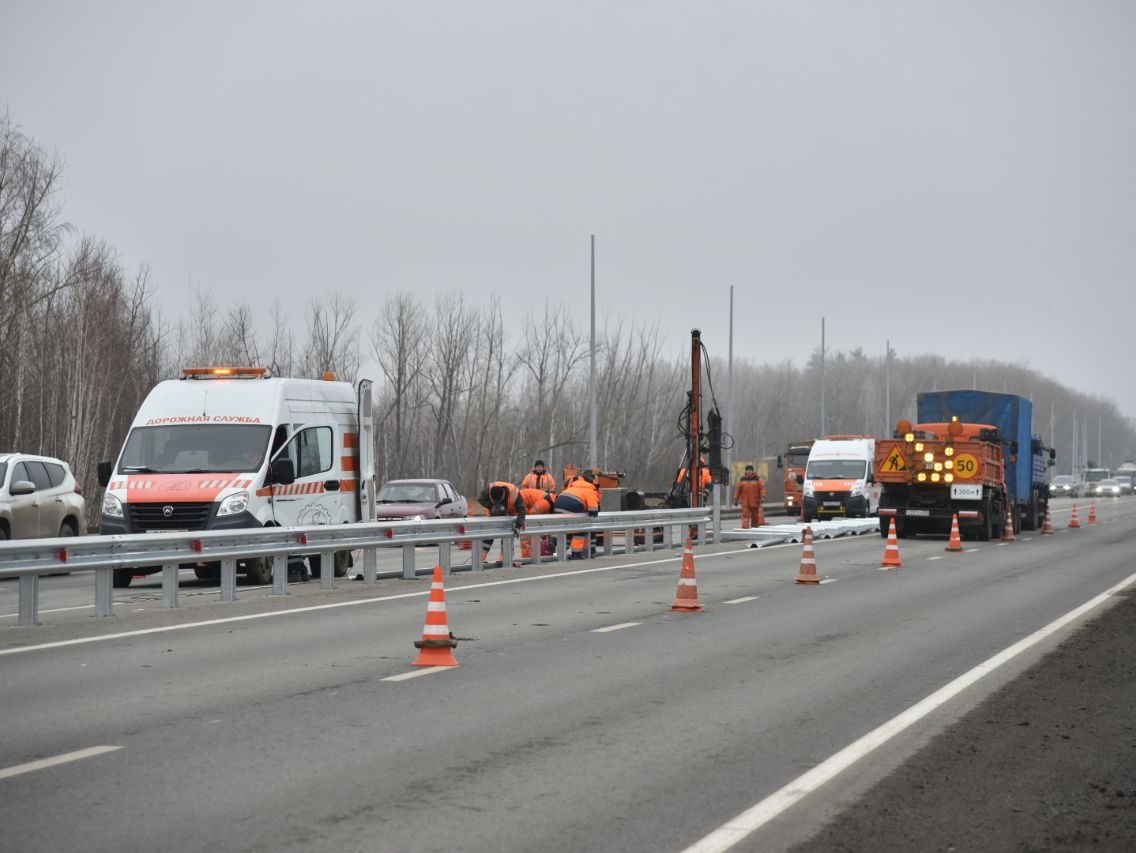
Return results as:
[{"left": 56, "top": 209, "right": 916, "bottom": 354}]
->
[
  {"left": 562, "top": 479, "right": 601, "bottom": 512},
  {"left": 483, "top": 481, "right": 524, "bottom": 515},
  {"left": 520, "top": 488, "right": 556, "bottom": 514},
  {"left": 521, "top": 470, "right": 556, "bottom": 491},
  {"left": 734, "top": 474, "right": 765, "bottom": 505}
]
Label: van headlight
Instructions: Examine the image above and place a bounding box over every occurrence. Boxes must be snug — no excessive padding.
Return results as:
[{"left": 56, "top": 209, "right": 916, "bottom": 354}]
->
[
  {"left": 102, "top": 493, "right": 124, "bottom": 519},
  {"left": 217, "top": 491, "right": 249, "bottom": 517},
  {"left": 407, "top": 514, "right": 426, "bottom": 521}
]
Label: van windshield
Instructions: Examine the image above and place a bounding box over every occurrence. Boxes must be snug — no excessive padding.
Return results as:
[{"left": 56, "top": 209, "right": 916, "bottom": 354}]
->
[
  {"left": 806, "top": 459, "right": 867, "bottom": 480},
  {"left": 118, "top": 425, "right": 272, "bottom": 474}
]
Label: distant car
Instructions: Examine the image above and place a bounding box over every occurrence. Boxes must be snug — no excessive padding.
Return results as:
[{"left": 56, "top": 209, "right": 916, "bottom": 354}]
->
[
  {"left": 0, "top": 453, "right": 87, "bottom": 541},
  {"left": 1091, "top": 478, "right": 1122, "bottom": 498},
  {"left": 375, "top": 479, "right": 467, "bottom": 521},
  {"left": 1048, "top": 474, "right": 1081, "bottom": 498},
  {"left": 1114, "top": 475, "right": 1133, "bottom": 496}
]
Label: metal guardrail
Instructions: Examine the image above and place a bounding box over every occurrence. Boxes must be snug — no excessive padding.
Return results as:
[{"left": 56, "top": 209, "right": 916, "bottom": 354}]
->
[{"left": 0, "top": 508, "right": 712, "bottom": 627}]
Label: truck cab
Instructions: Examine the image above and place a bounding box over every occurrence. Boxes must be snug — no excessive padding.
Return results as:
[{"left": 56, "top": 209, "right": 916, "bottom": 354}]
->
[{"left": 778, "top": 441, "right": 813, "bottom": 518}]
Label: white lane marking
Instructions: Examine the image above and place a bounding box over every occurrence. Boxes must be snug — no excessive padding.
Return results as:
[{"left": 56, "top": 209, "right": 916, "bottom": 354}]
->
[
  {"left": 964, "top": 548, "right": 979, "bottom": 553},
  {"left": 0, "top": 604, "right": 93, "bottom": 620},
  {"left": 592, "top": 622, "right": 641, "bottom": 633},
  {"left": 0, "top": 746, "right": 122, "bottom": 782},
  {"left": 0, "top": 538, "right": 871, "bottom": 657},
  {"left": 926, "top": 556, "right": 944, "bottom": 561},
  {"left": 876, "top": 567, "right": 900, "bottom": 572},
  {"left": 381, "top": 666, "right": 455, "bottom": 682},
  {"left": 819, "top": 578, "right": 838, "bottom": 585},
  {"left": 723, "top": 596, "right": 759, "bottom": 604},
  {"left": 681, "top": 571, "right": 1136, "bottom": 853}
]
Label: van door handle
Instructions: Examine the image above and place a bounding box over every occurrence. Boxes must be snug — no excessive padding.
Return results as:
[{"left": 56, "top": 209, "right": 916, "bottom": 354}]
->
[{"left": 323, "top": 480, "right": 341, "bottom": 492}]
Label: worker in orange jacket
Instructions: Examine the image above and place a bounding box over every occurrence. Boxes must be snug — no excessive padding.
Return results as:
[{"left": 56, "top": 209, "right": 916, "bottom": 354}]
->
[
  {"left": 477, "top": 481, "right": 527, "bottom": 564},
  {"left": 734, "top": 464, "right": 766, "bottom": 528},
  {"left": 553, "top": 470, "right": 602, "bottom": 558},
  {"left": 676, "top": 457, "right": 713, "bottom": 502},
  {"left": 520, "top": 459, "right": 556, "bottom": 492},
  {"left": 518, "top": 487, "right": 556, "bottom": 560}
]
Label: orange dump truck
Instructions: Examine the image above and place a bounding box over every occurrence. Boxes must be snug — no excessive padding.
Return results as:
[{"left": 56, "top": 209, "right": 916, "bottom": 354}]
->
[
  {"left": 875, "top": 417, "right": 1010, "bottom": 541},
  {"left": 778, "top": 440, "right": 813, "bottom": 517}
]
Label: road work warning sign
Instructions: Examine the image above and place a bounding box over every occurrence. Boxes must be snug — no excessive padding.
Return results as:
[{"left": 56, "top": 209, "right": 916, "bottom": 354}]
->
[{"left": 883, "top": 446, "right": 906, "bottom": 472}]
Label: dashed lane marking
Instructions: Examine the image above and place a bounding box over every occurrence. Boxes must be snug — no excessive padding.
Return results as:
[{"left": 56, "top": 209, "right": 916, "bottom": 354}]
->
[
  {"left": 723, "top": 596, "right": 759, "bottom": 604},
  {"left": 926, "top": 556, "right": 944, "bottom": 561},
  {"left": 0, "top": 746, "right": 122, "bottom": 782},
  {"left": 592, "top": 622, "right": 641, "bottom": 633},
  {"left": 381, "top": 667, "right": 455, "bottom": 682}
]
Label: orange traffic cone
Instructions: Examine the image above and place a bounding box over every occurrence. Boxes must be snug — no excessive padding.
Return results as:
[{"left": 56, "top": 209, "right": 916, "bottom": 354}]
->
[
  {"left": 1001, "top": 503, "right": 1016, "bottom": 542},
  {"left": 412, "top": 566, "right": 459, "bottom": 667},
  {"left": 1069, "top": 503, "right": 1081, "bottom": 529},
  {"left": 881, "top": 518, "right": 903, "bottom": 568},
  {"left": 945, "top": 514, "right": 963, "bottom": 552},
  {"left": 670, "top": 538, "right": 704, "bottom": 611},
  {"left": 796, "top": 527, "right": 821, "bottom": 584},
  {"left": 1088, "top": 502, "right": 1097, "bottom": 525},
  {"left": 1041, "top": 506, "right": 1054, "bottom": 535}
]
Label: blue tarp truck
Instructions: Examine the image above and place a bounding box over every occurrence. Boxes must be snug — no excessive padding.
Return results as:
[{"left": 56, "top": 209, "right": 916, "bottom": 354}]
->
[{"left": 917, "top": 391, "right": 1055, "bottom": 532}]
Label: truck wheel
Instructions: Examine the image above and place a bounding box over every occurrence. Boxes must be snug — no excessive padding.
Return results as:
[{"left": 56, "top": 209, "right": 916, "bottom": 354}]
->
[
  {"left": 977, "top": 496, "right": 993, "bottom": 541},
  {"left": 879, "top": 518, "right": 889, "bottom": 538},
  {"left": 1023, "top": 492, "right": 1039, "bottom": 531},
  {"left": 243, "top": 557, "right": 272, "bottom": 585},
  {"left": 112, "top": 569, "right": 133, "bottom": 588}
]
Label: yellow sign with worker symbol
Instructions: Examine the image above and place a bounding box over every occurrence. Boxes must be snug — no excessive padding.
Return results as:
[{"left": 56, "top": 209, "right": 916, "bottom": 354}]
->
[
  {"left": 952, "top": 452, "right": 980, "bottom": 479},
  {"left": 883, "top": 445, "right": 906, "bottom": 473}
]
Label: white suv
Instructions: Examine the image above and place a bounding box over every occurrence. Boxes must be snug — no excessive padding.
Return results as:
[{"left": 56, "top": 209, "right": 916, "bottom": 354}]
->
[{"left": 0, "top": 453, "right": 87, "bottom": 541}]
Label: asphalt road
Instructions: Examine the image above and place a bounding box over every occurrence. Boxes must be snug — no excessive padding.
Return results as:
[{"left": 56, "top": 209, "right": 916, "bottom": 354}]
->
[{"left": 1, "top": 499, "right": 1132, "bottom": 852}]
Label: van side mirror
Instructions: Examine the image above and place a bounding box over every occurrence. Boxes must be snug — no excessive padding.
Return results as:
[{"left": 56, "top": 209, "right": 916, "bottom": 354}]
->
[
  {"left": 97, "top": 461, "right": 113, "bottom": 488},
  {"left": 10, "top": 480, "right": 35, "bottom": 496},
  {"left": 796, "top": 474, "right": 804, "bottom": 485},
  {"left": 436, "top": 497, "right": 452, "bottom": 508},
  {"left": 776, "top": 455, "right": 783, "bottom": 469},
  {"left": 269, "top": 458, "right": 296, "bottom": 486}
]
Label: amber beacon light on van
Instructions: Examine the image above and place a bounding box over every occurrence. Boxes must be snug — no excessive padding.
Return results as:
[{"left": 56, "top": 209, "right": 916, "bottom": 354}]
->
[{"left": 182, "top": 366, "right": 269, "bottom": 379}]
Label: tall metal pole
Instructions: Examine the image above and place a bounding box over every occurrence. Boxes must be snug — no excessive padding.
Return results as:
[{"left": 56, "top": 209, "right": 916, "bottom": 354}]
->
[
  {"left": 884, "top": 338, "right": 891, "bottom": 436},
  {"left": 588, "top": 235, "right": 597, "bottom": 470},
  {"left": 819, "top": 318, "right": 826, "bottom": 436},
  {"left": 727, "top": 286, "right": 734, "bottom": 474},
  {"left": 1072, "top": 411, "right": 1077, "bottom": 477},
  {"left": 1049, "top": 400, "right": 1055, "bottom": 448},
  {"left": 1098, "top": 413, "right": 1102, "bottom": 467}
]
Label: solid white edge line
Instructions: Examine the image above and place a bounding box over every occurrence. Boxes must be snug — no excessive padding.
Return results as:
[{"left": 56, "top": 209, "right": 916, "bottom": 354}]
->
[
  {"left": 592, "top": 622, "right": 642, "bottom": 633},
  {"left": 381, "top": 666, "right": 454, "bottom": 682},
  {"left": 0, "top": 745, "right": 122, "bottom": 782},
  {"left": 680, "top": 571, "right": 1136, "bottom": 853},
  {"left": 0, "top": 535, "right": 869, "bottom": 657}
]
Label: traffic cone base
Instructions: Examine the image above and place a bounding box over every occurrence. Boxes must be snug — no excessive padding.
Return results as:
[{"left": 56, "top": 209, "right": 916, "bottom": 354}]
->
[
  {"left": 945, "top": 514, "right": 963, "bottom": 552},
  {"left": 670, "top": 538, "right": 704, "bottom": 611},
  {"left": 412, "top": 566, "right": 459, "bottom": 667},
  {"left": 1041, "top": 507, "right": 1054, "bottom": 535},
  {"left": 1088, "top": 502, "right": 1097, "bottom": 525},
  {"left": 1069, "top": 503, "right": 1081, "bottom": 529},
  {"left": 881, "top": 518, "right": 903, "bottom": 568},
  {"left": 796, "top": 527, "right": 821, "bottom": 584}
]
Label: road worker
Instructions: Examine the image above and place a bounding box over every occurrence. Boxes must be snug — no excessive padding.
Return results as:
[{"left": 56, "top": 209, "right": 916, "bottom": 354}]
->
[
  {"left": 477, "top": 481, "right": 527, "bottom": 565},
  {"left": 518, "top": 487, "right": 556, "bottom": 559},
  {"left": 554, "top": 470, "right": 602, "bottom": 558},
  {"left": 521, "top": 459, "right": 556, "bottom": 492},
  {"left": 675, "top": 457, "right": 712, "bottom": 503},
  {"left": 734, "top": 464, "right": 767, "bottom": 528}
]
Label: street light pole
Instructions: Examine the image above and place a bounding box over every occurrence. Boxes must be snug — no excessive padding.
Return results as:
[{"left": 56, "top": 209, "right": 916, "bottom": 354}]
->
[{"left": 588, "top": 235, "right": 597, "bottom": 471}]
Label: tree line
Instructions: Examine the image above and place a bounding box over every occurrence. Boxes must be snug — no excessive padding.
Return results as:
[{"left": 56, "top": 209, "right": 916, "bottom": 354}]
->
[{"left": 3, "top": 114, "right": 1134, "bottom": 527}]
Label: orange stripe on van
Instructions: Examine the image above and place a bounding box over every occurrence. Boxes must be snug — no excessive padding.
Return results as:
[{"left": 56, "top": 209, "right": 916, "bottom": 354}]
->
[
  {"left": 343, "top": 433, "right": 359, "bottom": 449},
  {"left": 341, "top": 456, "right": 358, "bottom": 472}
]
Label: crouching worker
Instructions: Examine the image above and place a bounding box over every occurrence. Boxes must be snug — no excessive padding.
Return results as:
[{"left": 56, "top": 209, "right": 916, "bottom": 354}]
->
[
  {"left": 553, "top": 470, "right": 602, "bottom": 558},
  {"left": 519, "top": 488, "right": 556, "bottom": 560},
  {"left": 477, "top": 481, "right": 526, "bottom": 566}
]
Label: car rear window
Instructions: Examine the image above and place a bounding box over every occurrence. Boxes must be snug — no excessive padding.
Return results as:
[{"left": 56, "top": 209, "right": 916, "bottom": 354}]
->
[{"left": 45, "top": 462, "right": 67, "bottom": 487}]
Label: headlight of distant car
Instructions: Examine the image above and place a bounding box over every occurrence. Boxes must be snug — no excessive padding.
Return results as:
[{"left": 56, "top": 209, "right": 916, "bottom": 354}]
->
[
  {"left": 217, "top": 490, "right": 249, "bottom": 517},
  {"left": 407, "top": 514, "right": 426, "bottom": 521},
  {"left": 102, "top": 493, "right": 124, "bottom": 518}
]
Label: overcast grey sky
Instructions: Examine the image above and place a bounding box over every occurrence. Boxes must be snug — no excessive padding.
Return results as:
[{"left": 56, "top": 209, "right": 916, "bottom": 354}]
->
[{"left": 3, "top": 1, "right": 1134, "bottom": 415}]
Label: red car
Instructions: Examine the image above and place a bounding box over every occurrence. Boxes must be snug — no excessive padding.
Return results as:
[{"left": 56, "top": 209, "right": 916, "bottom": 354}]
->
[{"left": 374, "top": 479, "right": 467, "bottom": 521}]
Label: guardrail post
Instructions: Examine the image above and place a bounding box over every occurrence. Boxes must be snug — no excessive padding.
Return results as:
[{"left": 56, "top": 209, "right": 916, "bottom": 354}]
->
[
  {"left": 472, "top": 543, "right": 484, "bottom": 572},
  {"left": 603, "top": 529, "right": 613, "bottom": 557},
  {"left": 697, "top": 521, "right": 707, "bottom": 545},
  {"left": 18, "top": 574, "right": 39, "bottom": 627},
  {"left": 502, "top": 536, "right": 514, "bottom": 567},
  {"left": 439, "top": 542, "right": 452, "bottom": 575},
  {"left": 556, "top": 533, "right": 567, "bottom": 563},
  {"left": 321, "top": 550, "right": 336, "bottom": 589},
  {"left": 363, "top": 547, "right": 377, "bottom": 583},
  {"left": 528, "top": 534, "right": 541, "bottom": 565},
  {"left": 162, "top": 562, "right": 179, "bottom": 609},
  {"left": 220, "top": 559, "right": 237, "bottom": 602},
  {"left": 402, "top": 544, "right": 416, "bottom": 579},
  {"left": 663, "top": 524, "right": 673, "bottom": 550},
  {"left": 95, "top": 567, "right": 113, "bottom": 617},
  {"left": 271, "top": 554, "right": 288, "bottom": 595}
]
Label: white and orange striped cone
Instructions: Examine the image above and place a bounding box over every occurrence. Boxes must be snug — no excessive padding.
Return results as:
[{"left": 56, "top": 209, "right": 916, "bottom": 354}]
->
[
  {"left": 796, "top": 527, "right": 820, "bottom": 584},
  {"left": 881, "top": 518, "right": 902, "bottom": 568},
  {"left": 1041, "top": 506, "right": 1054, "bottom": 535},
  {"left": 1068, "top": 503, "right": 1081, "bottom": 529},
  {"left": 945, "top": 514, "right": 963, "bottom": 552},
  {"left": 1088, "top": 502, "right": 1097, "bottom": 525},
  {"left": 1001, "top": 504, "right": 1016, "bottom": 542},
  {"left": 669, "top": 538, "right": 704, "bottom": 611},
  {"left": 412, "top": 566, "right": 459, "bottom": 667}
]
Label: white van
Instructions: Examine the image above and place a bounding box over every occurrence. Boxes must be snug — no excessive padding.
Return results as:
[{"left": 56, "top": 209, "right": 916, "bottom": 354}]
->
[
  {"left": 801, "top": 436, "right": 879, "bottom": 522},
  {"left": 97, "top": 367, "right": 375, "bottom": 587}
]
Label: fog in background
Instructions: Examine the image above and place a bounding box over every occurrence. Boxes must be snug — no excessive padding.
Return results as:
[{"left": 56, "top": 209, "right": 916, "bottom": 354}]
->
[{"left": 2, "top": 1, "right": 1134, "bottom": 414}]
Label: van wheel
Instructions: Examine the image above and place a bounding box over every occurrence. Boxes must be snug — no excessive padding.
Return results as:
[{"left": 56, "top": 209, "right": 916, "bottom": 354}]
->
[
  {"left": 309, "top": 551, "right": 351, "bottom": 579},
  {"left": 243, "top": 557, "right": 272, "bottom": 585},
  {"left": 112, "top": 569, "right": 133, "bottom": 588},
  {"left": 194, "top": 565, "right": 220, "bottom": 582}
]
